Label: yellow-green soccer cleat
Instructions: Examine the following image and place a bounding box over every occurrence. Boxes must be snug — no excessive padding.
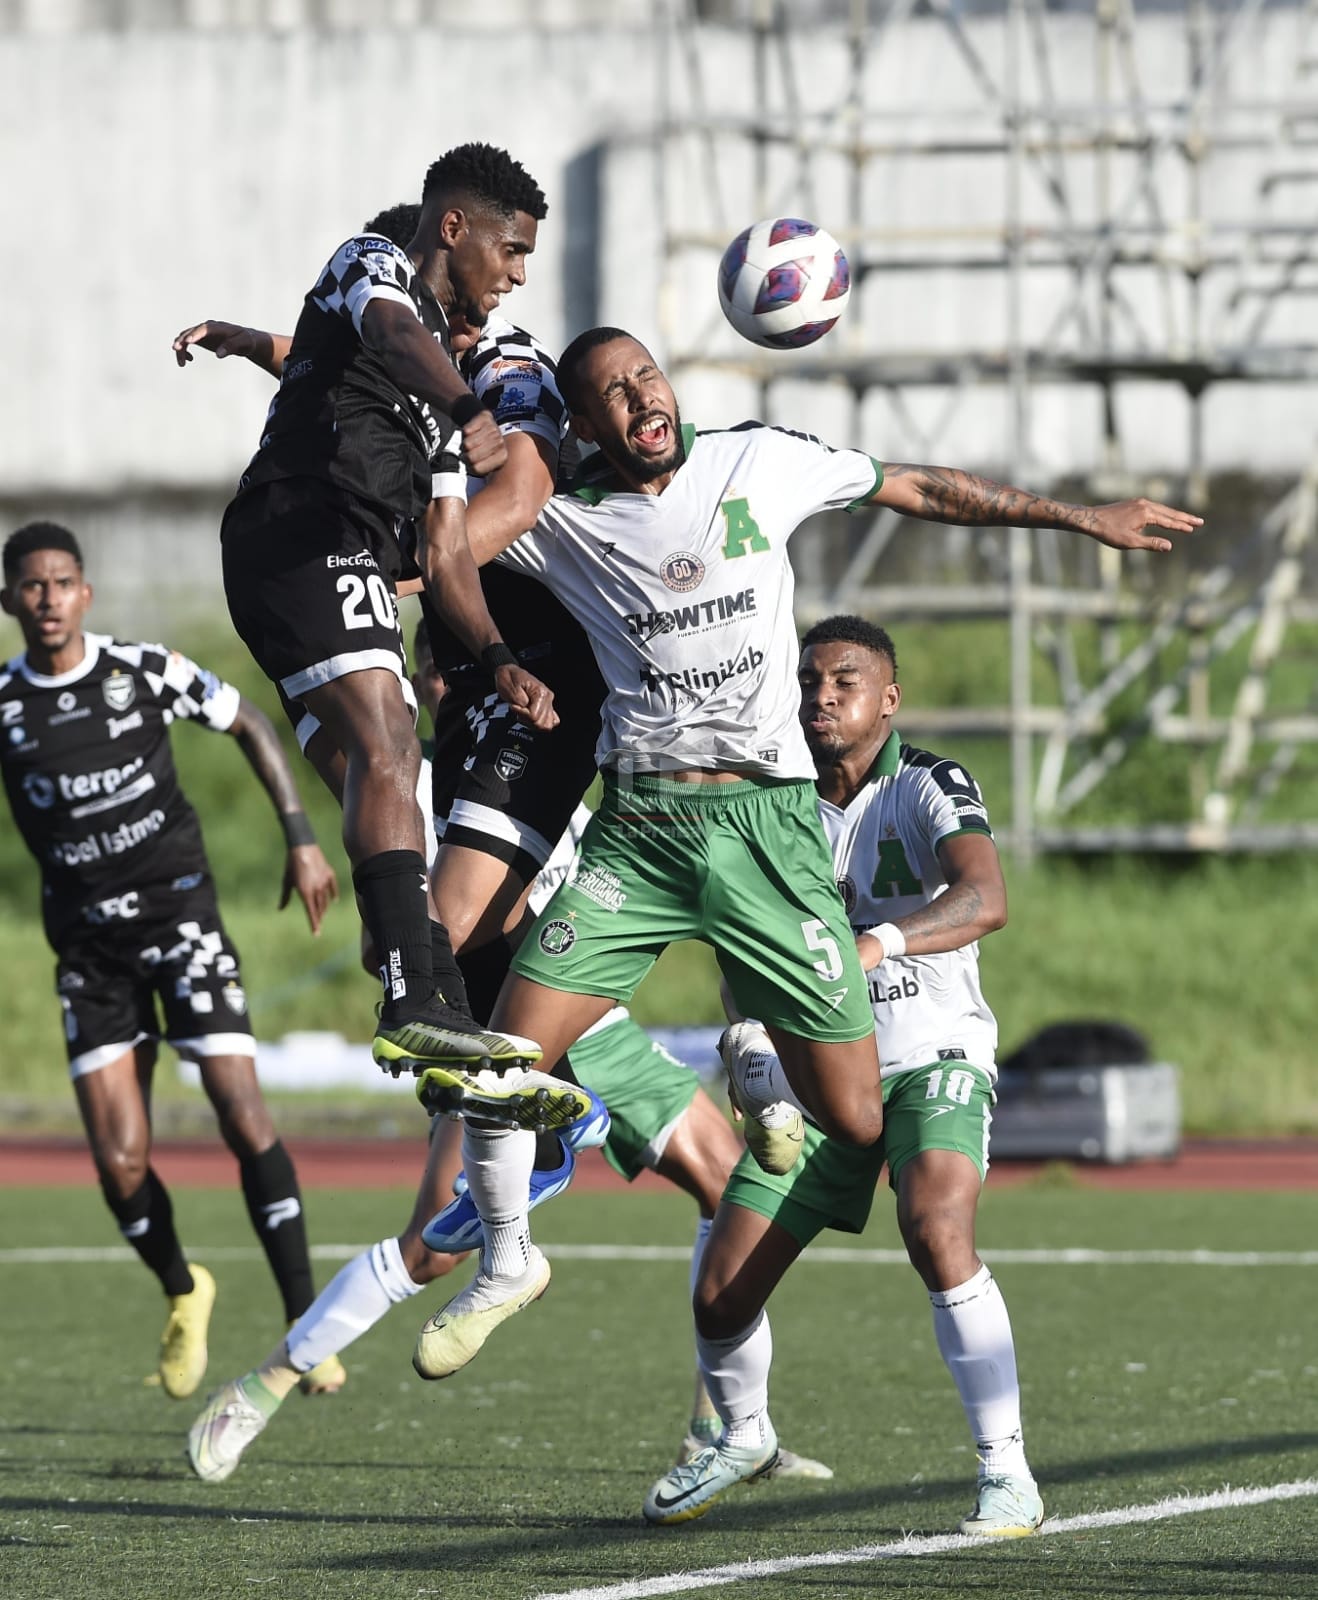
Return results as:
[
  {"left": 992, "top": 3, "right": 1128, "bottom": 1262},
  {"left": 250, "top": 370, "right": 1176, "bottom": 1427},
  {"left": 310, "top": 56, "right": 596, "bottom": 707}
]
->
[
  {"left": 412, "top": 1247, "right": 551, "bottom": 1380},
  {"left": 158, "top": 1263, "right": 216, "bottom": 1400},
  {"left": 644, "top": 1426, "right": 781, "bottom": 1525},
  {"left": 297, "top": 1350, "right": 347, "bottom": 1396},
  {"left": 187, "top": 1378, "right": 269, "bottom": 1483},
  {"left": 959, "top": 1474, "right": 1045, "bottom": 1536},
  {"left": 718, "top": 1022, "right": 805, "bottom": 1177},
  {"left": 372, "top": 1003, "right": 542, "bottom": 1077},
  {"left": 414, "top": 1065, "right": 593, "bottom": 1134}
]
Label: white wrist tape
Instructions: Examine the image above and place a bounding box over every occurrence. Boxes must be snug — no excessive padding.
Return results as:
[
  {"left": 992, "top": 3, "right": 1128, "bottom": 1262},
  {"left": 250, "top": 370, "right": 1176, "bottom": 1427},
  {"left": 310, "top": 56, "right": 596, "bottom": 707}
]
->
[
  {"left": 431, "top": 470, "right": 468, "bottom": 502},
  {"left": 874, "top": 922, "right": 907, "bottom": 960}
]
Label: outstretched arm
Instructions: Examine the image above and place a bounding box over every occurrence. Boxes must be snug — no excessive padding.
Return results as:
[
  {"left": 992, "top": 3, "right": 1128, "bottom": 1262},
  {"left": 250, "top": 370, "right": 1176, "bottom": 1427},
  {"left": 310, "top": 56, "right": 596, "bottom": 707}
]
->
[
  {"left": 856, "top": 832, "right": 1006, "bottom": 970},
  {"left": 872, "top": 464, "right": 1202, "bottom": 553},
  {"left": 419, "top": 496, "right": 559, "bottom": 732},
  {"left": 227, "top": 697, "right": 339, "bottom": 934},
  {"left": 173, "top": 320, "right": 291, "bottom": 378}
]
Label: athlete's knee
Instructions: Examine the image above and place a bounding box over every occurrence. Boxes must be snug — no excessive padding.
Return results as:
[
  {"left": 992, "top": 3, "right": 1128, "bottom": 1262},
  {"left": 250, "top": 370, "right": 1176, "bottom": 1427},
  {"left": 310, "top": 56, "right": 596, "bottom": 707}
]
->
[
  {"left": 94, "top": 1142, "right": 149, "bottom": 1199},
  {"left": 817, "top": 1096, "right": 884, "bottom": 1148},
  {"left": 899, "top": 1201, "right": 978, "bottom": 1290},
  {"left": 692, "top": 1264, "right": 765, "bottom": 1342}
]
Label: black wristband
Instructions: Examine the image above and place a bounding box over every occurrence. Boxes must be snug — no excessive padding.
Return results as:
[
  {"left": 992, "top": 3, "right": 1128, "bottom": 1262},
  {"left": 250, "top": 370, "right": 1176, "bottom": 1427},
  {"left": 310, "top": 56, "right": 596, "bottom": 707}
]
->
[
  {"left": 449, "top": 392, "right": 483, "bottom": 428},
  {"left": 481, "top": 643, "right": 518, "bottom": 673},
  {"left": 281, "top": 810, "right": 317, "bottom": 849}
]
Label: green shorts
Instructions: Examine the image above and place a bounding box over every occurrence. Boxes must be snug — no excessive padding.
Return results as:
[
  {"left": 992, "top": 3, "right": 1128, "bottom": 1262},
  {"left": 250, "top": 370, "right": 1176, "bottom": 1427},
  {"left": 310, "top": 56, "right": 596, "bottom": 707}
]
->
[
  {"left": 723, "top": 1059, "right": 995, "bottom": 1247},
  {"left": 512, "top": 772, "right": 874, "bottom": 1044},
  {"left": 567, "top": 1011, "right": 701, "bottom": 1181}
]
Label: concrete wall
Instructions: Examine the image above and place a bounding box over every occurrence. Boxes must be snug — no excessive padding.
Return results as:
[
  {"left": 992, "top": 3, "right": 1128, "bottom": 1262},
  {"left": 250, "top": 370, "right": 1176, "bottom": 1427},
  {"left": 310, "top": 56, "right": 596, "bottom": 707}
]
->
[{"left": 1, "top": 8, "right": 1313, "bottom": 625}]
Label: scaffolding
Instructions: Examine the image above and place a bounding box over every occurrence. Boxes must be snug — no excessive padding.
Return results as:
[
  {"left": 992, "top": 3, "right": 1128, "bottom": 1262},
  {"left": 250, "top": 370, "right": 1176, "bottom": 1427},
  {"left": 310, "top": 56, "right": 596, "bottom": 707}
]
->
[{"left": 650, "top": 0, "right": 1318, "bottom": 853}]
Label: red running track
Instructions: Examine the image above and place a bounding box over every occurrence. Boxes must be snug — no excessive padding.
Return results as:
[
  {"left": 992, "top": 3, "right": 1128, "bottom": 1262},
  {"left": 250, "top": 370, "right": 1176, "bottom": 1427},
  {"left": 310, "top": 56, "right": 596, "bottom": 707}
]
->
[{"left": 2, "top": 1136, "right": 1317, "bottom": 1190}]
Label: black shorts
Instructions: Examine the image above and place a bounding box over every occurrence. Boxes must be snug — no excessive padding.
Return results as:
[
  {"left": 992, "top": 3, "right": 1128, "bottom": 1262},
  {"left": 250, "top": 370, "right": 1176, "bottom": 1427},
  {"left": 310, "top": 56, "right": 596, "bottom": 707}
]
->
[
  {"left": 221, "top": 479, "right": 411, "bottom": 750},
  {"left": 53, "top": 879, "right": 254, "bottom": 1078},
  {"left": 430, "top": 625, "right": 605, "bottom": 885}
]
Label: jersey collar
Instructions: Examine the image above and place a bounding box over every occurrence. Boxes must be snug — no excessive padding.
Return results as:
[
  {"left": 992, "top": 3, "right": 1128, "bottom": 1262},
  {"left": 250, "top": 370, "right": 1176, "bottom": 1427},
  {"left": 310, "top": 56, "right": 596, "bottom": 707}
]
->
[
  {"left": 16, "top": 632, "right": 103, "bottom": 688},
  {"left": 865, "top": 727, "right": 902, "bottom": 782},
  {"left": 568, "top": 423, "right": 697, "bottom": 503}
]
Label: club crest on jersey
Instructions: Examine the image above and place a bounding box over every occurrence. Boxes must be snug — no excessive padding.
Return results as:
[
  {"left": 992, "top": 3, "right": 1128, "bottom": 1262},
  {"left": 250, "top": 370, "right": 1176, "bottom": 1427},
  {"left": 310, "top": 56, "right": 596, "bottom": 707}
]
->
[
  {"left": 659, "top": 552, "right": 705, "bottom": 593},
  {"left": 836, "top": 875, "right": 857, "bottom": 915},
  {"left": 102, "top": 672, "right": 135, "bottom": 712},
  {"left": 538, "top": 919, "right": 577, "bottom": 956},
  {"left": 222, "top": 981, "right": 248, "bottom": 1015},
  {"left": 494, "top": 747, "right": 527, "bottom": 782}
]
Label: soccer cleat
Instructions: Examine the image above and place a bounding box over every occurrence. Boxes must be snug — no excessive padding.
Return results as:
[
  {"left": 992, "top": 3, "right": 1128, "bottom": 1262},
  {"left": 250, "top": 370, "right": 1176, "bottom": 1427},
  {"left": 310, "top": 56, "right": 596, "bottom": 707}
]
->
[
  {"left": 562, "top": 1085, "right": 611, "bottom": 1151},
  {"left": 187, "top": 1378, "right": 269, "bottom": 1483},
  {"left": 412, "top": 1247, "right": 551, "bottom": 1380},
  {"left": 643, "top": 1425, "right": 781, "bottom": 1525},
  {"left": 959, "top": 1474, "right": 1045, "bottom": 1537},
  {"left": 674, "top": 1429, "right": 832, "bottom": 1481},
  {"left": 422, "top": 1141, "right": 576, "bottom": 1253},
  {"left": 414, "top": 1064, "right": 593, "bottom": 1135},
  {"left": 718, "top": 1022, "right": 805, "bottom": 1177},
  {"left": 297, "top": 1350, "right": 347, "bottom": 1396},
  {"left": 767, "top": 1446, "right": 834, "bottom": 1481},
  {"left": 158, "top": 1263, "right": 216, "bottom": 1400},
  {"left": 372, "top": 1001, "right": 543, "bottom": 1076}
]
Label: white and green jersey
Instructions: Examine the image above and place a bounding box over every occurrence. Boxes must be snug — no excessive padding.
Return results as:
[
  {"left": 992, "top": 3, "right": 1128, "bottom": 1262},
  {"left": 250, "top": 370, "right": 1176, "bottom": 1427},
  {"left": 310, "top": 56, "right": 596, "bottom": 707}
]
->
[
  {"left": 818, "top": 730, "right": 999, "bottom": 1082},
  {"left": 497, "top": 422, "right": 880, "bottom": 779}
]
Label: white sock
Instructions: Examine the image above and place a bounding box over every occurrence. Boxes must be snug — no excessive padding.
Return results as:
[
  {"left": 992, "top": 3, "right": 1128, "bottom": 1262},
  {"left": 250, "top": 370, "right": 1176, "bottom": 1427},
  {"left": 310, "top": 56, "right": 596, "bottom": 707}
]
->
[
  {"left": 740, "top": 1033, "right": 808, "bottom": 1118},
  {"left": 929, "top": 1262, "right": 1032, "bottom": 1480},
  {"left": 689, "top": 1215, "right": 713, "bottom": 1299},
  {"left": 696, "top": 1310, "right": 774, "bottom": 1449},
  {"left": 462, "top": 1122, "right": 535, "bottom": 1279},
  {"left": 286, "top": 1236, "right": 422, "bottom": 1374}
]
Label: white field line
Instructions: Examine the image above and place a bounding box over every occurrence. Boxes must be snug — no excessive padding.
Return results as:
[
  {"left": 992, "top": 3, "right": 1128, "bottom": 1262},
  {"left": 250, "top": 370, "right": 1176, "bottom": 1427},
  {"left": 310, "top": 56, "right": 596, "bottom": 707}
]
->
[
  {"left": 529, "top": 1478, "right": 1318, "bottom": 1600},
  {"left": 3, "top": 1242, "right": 1318, "bottom": 1267}
]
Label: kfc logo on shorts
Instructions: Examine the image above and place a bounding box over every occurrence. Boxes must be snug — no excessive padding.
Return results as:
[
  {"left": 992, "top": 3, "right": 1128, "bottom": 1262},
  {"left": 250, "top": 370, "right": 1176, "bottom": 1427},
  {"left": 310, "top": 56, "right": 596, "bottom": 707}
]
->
[
  {"left": 494, "top": 747, "right": 527, "bottom": 782},
  {"left": 538, "top": 919, "right": 577, "bottom": 956},
  {"left": 836, "top": 876, "right": 857, "bottom": 915},
  {"left": 659, "top": 552, "right": 705, "bottom": 592},
  {"left": 102, "top": 672, "right": 135, "bottom": 712}
]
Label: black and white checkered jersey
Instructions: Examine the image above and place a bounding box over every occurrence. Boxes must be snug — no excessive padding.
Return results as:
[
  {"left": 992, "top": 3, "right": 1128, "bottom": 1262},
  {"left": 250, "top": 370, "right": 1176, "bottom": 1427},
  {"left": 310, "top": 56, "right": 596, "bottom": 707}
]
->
[
  {"left": 425, "top": 316, "right": 585, "bottom": 680},
  {"left": 234, "top": 234, "right": 460, "bottom": 530},
  {"left": 0, "top": 634, "right": 241, "bottom": 944}
]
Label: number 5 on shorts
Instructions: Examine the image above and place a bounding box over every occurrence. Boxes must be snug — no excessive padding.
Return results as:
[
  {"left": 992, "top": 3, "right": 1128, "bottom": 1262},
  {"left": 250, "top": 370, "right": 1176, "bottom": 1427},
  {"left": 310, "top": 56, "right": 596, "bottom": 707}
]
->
[{"left": 800, "top": 917, "right": 844, "bottom": 981}]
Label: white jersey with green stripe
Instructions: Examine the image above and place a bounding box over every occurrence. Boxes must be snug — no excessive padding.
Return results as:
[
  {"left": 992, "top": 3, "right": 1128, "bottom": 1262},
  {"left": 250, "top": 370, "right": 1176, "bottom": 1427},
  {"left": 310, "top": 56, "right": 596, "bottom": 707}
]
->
[
  {"left": 818, "top": 730, "right": 999, "bottom": 1081},
  {"left": 497, "top": 421, "right": 881, "bottom": 779}
]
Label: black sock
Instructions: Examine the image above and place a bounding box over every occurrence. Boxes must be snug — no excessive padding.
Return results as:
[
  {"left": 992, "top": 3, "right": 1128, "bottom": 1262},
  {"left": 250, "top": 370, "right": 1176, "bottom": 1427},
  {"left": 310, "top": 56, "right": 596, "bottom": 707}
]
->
[
  {"left": 353, "top": 850, "right": 432, "bottom": 1025},
  {"left": 102, "top": 1168, "right": 193, "bottom": 1297},
  {"left": 240, "top": 1140, "right": 314, "bottom": 1321},
  {"left": 430, "top": 921, "right": 471, "bottom": 1016},
  {"left": 455, "top": 935, "right": 515, "bottom": 1025}
]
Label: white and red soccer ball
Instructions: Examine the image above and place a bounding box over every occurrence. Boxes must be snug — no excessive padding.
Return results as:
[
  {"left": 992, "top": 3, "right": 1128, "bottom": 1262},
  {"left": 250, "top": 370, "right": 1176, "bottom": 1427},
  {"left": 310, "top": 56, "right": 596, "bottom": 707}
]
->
[{"left": 717, "top": 218, "right": 851, "bottom": 350}]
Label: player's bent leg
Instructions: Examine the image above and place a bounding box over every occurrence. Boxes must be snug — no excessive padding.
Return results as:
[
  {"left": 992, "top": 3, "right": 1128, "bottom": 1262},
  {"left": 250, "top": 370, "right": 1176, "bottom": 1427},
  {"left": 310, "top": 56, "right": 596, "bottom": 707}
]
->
[
  {"left": 767, "top": 1027, "right": 884, "bottom": 1148},
  {"left": 430, "top": 843, "right": 536, "bottom": 957}
]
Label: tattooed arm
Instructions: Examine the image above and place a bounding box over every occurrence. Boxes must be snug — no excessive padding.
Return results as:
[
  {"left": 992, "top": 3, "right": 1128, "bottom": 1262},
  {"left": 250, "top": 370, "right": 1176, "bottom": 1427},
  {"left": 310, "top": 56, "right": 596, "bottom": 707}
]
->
[
  {"left": 855, "top": 832, "right": 1006, "bottom": 971},
  {"left": 872, "top": 463, "right": 1201, "bottom": 553}
]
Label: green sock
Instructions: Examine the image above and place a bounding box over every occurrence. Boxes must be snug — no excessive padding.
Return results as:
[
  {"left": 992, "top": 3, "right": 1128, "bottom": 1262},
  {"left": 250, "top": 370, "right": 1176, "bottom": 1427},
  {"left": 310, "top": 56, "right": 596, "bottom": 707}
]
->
[{"left": 238, "top": 1371, "right": 287, "bottom": 1419}]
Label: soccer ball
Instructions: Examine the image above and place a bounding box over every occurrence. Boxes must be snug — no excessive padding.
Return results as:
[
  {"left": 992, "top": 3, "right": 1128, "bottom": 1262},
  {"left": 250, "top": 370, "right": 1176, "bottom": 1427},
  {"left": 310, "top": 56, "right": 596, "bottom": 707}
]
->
[{"left": 717, "top": 218, "right": 851, "bottom": 350}]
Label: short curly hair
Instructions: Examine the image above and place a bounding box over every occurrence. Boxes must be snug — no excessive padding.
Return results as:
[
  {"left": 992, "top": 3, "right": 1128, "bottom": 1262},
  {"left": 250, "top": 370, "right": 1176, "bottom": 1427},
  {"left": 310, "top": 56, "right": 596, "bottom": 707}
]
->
[
  {"left": 4, "top": 521, "right": 84, "bottom": 582},
  {"left": 421, "top": 143, "right": 547, "bottom": 222},
  {"left": 800, "top": 614, "right": 898, "bottom": 676},
  {"left": 362, "top": 203, "right": 421, "bottom": 248},
  {"left": 556, "top": 326, "right": 636, "bottom": 415}
]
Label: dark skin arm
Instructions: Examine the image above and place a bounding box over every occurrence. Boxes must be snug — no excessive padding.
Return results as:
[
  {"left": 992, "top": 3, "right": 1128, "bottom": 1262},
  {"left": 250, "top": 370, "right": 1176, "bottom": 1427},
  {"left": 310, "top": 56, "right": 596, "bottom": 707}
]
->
[
  {"left": 419, "top": 497, "right": 558, "bottom": 732},
  {"left": 856, "top": 830, "right": 1006, "bottom": 970},
  {"left": 172, "top": 320, "right": 291, "bottom": 378},
  {"left": 228, "top": 697, "right": 339, "bottom": 934},
  {"left": 872, "top": 465, "right": 1202, "bottom": 552}
]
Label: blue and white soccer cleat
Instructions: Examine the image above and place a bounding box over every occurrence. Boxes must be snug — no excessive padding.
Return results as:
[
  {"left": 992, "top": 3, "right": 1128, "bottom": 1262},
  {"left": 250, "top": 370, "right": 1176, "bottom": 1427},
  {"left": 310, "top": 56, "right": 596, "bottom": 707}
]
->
[
  {"left": 643, "top": 1423, "right": 781, "bottom": 1525},
  {"left": 422, "top": 1140, "right": 577, "bottom": 1253},
  {"left": 562, "top": 1085, "right": 611, "bottom": 1151}
]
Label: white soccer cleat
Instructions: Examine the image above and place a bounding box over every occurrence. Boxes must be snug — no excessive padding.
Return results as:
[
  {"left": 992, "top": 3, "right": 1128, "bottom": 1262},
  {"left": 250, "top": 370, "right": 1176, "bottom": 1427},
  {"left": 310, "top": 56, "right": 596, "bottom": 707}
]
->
[
  {"left": 413, "top": 1247, "right": 551, "bottom": 1380},
  {"left": 959, "top": 1474, "right": 1045, "bottom": 1536},
  {"left": 718, "top": 1022, "right": 805, "bottom": 1176},
  {"left": 643, "top": 1425, "right": 781, "bottom": 1525},
  {"left": 187, "top": 1378, "right": 269, "bottom": 1483},
  {"left": 766, "top": 1445, "right": 834, "bottom": 1481}
]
